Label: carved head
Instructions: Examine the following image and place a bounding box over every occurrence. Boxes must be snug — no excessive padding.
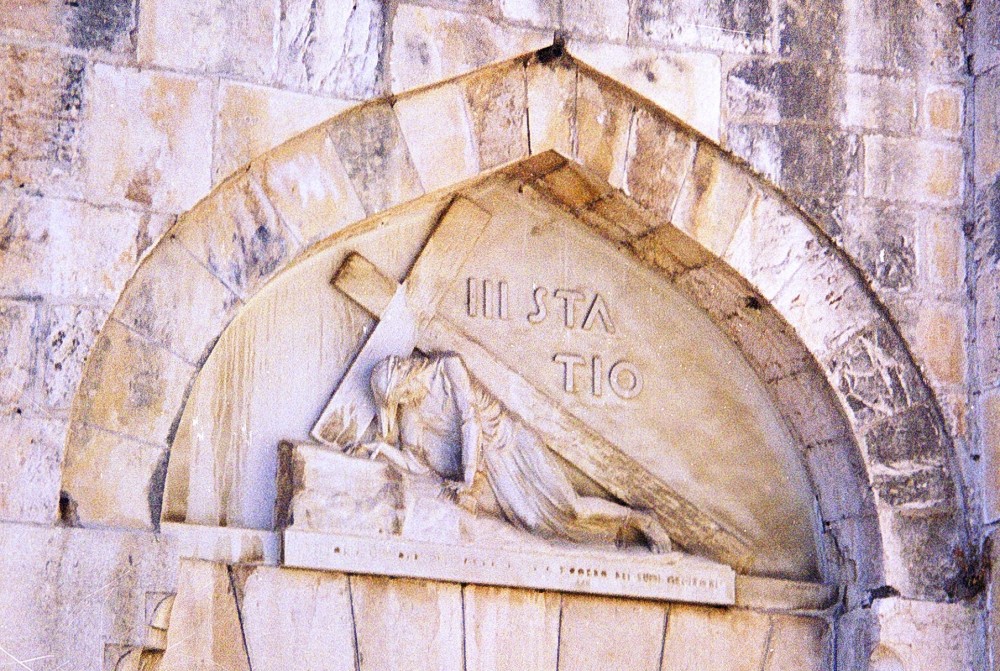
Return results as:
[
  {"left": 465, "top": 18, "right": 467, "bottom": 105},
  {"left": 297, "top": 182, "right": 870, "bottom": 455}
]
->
[{"left": 371, "top": 354, "right": 431, "bottom": 441}]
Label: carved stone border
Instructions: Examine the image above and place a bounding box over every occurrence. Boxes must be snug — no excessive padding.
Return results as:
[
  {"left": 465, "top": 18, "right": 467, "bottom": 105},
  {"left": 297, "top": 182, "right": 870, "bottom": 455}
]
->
[{"left": 60, "top": 51, "right": 971, "bottom": 606}]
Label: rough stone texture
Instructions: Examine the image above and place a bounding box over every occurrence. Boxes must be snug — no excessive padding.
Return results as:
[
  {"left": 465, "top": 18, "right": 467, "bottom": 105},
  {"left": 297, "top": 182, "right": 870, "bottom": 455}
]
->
[
  {"left": 660, "top": 605, "right": 771, "bottom": 670},
  {"left": 633, "top": 0, "right": 772, "bottom": 53},
  {"left": 864, "top": 136, "right": 963, "bottom": 206},
  {"left": 0, "top": 0, "right": 136, "bottom": 54},
  {"left": 622, "top": 107, "right": 696, "bottom": 221},
  {"left": 40, "top": 303, "right": 105, "bottom": 412},
  {"left": 557, "top": 594, "right": 666, "bottom": 671},
  {"left": 871, "top": 597, "right": 983, "bottom": 671},
  {"left": 0, "top": 298, "right": 39, "bottom": 408},
  {"left": 464, "top": 586, "right": 560, "bottom": 671},
  {"left": 0, "top": 413, "right": 64, "bottom": 523},
  {"left": 563, "top": 0, "right": 629, "bottom": 42},
  {"left": 460, "top": 61, "right": 530, "bottom": 170}
]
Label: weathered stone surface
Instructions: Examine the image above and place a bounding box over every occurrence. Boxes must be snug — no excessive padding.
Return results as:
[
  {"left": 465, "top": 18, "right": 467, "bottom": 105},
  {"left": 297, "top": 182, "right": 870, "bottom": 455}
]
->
[
  {"left": 235, "top": 566, "right": 356, "bottom": 671},
  {"left": 557, "top": 594, "right": 665, "bottom": 671},
  {"left": 920, "top": 209, "right": 963, "bottom": 293},
  {"left": 825, "top": 514, "right": 884, "bottom": 607},
  {"left": 0, "top": 0, "right": 135, "bottom": 53},
  {"left": 254, "top": 127, "right": 367, "bottom": 244},
  {"left": 880, "top": 510, "right": 969, "bottom": 599},
  {"left": 871, "top": 596, "right": 982, "bottom": 671},
  {"left": 569, "top": 41, "right": 722, "bottom": 140},
  {"left": 975, "top": 68, "right": 1000, "bottom": 183},
  {"left": 660, "top": 605, "right": 770, "bottom": 670},
  {"left": 575, "top": 70, "right": 634, "bottom": 188},
  {"left": 460, "top": 62, "right": 529, "bottom": 170},
  {"left": 0, "top": 299, "right": 38, "bottom": 407},
  {"left": 394, "top": 84, "right": 480, "bottom": 192},
  {"left": 864, "top": 136, "right": 963, "bottom": 205},
  {"left": 826, "top": 323, "right": 928, "bottom": 428},
  {"left": 464, "top": 585, "right": 560, "bottom": 671},
  {"left": 328, "top": 102, "right": 424, "bottom": 215},
  {"left": 633, "top": 0, "right": 772, "bottom": 53},
  {"left": 630, "top": 220, "right": 714, "bottom": 278},
  {"left": 623, "top": 108, "right": 696, "bottom": 221},
  {"left": 173, "top": 173, "right": 300, "bottom": 299},
  {"left": 973, "top": 0, "right": 1000, "bottom": 74},
  {"left": 61, "top": 423, "right": 168, "bottom": 528},
  {"left": 907, "top": 300, "right": 966, "bottom": 386},
  {"left": 976, "top": 264, "right": 1000, "bottom": 386},
  {"left": 722, "top": 303, "right": 813, "bottom": 383},
  {"left": 0, "top": 413, "right": 64, "bottom": 523},
  {"left": 734, "top": 575, "right": 839, "bottom": 611},
  {"left": 72, "top": 318, "right": 195, "bottom": 445},
  {"left": 81, "top": 64, "right": 214, "bottom": 212},
  {"left": 873, "top": 465, "right": 954, "bottom": 508},
  {"left": 0, "top": 195, "right": 172, "bottom": 307},
  {"left": 158, "top": 560, "right": 251, "bottom": 671},
  {"left": 982, "top": 388, "right": 1000, "bottom": 521},
  {"left": 675, "top": 259, "right": 760, "bottom": 323},
  {"left": 351, "top": 576, "right": 464, "bottom": 671},
  {"left": 765, "top": 615, "right": 832, "bottom": 670},
  {"left": 112, "top": 238, "right": 240, "bottom": 366},
  {"left": 806, "top": 437, "right": 875, "bottom": 522},
  {"left": 777, "top": 0, "right": 843, "bottom": 62},
  {"left": 924, "top": 84, "right": 963, "bottom": 137},
  {"left": 274, "top": 0, "right": 387, "bottom": 99},
  {"left": 726, "top": 60, "right": 836, "bottom": 125},
  {"left": 671, "top": 144, "right": 756, "bottom": 256},
  {"left": 215, "top": 80, "right": 352, "bottom": 182},
  {"left": 563, "top": 0, "right": 630, "bottom": 41},
  {"left": 841, "top": 201, "right": 918, "bottom": 292},
  {"left": 160, "top": 522, "right": 280, "bottom": 564},
  {"left": 840, "top": 73, "right": 917, "bottom": 132},
  {"left": 767, "top": 368, "right": 854, "bottom": 448},
  {"left": 40, "top": 303, "right": 104, "bottom": 411},
  {"left": 499, "top": 0, "right": 558, "bottom": 29},
  {"left": 526, "top": 60, "right": 576, "bottom": 156},
  {"left": 137, "top": 0, "right": 277, "bottom": 81},
  {"left": 389, "top": 5, "right": 549, "bottom": 93}
]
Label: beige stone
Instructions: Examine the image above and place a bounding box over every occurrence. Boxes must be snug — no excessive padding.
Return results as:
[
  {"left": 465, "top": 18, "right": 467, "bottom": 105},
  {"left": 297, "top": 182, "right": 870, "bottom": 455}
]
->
[
  {"left": 660, "top": 605, "right": 771, "bottom": 670},
  {"left": 464, "top": 586, "right": 560, "bottom": 671},
  {"left": 80, "top": 64, "right": 214, "bottom": 212},
  {"left": 253, "top": 126, "right": 367, "bottom": 244},
  {"left": 557, "top": 594, "right": 666, "bottom": 671},
  {"left": 0, "top": 0, "right": 131, "bottom": 53},
  {"left": 840, "top": 73, "right": 917, "bottom": 132},
  {"left": 735, "top": 575, "right": 838, "bottom": 611},
  {"left": 172, "top": 173, "right": 302, "bottom": 299},
  {"left": 575, "top": 70, "right": 634, "bottom": 188},
  {"left": 460, "top": 62, "right": 530, "bottom": 170},
  {"left": 112, "top": 238, "right": 240, "bottom": 366},
  {"left": 568, "top": 41, "right": 722, "bottom": 140},
  {"left": 764, "top": 615, "right": 832, "bottom": 670},
  {"left": 235, "top": 566, "right": 356, "bottom": 671},
  {"left": 328, "top": 102, "right": 425, "bottom": 215},
  {"left": 158, "top": 559, "right": 251, "bottom": 671},
  {"left": 872, "top": 597, "right": 981, "bottom": 671},
  {"left": 0, "top": 299, "right": 37, "bottom": 407},
  {"left": 215, "top": 80, "right": 352, "bottom": 182},
  {"left": 351, "top": 576, "right": 464, "bottom": 671},
  {"left": 975, "top": 68, "right": 1000, "bottom": 182},
  {"left": 908, "top": 300, "right": 967, "bottom": 386},
  {"left": 864, "top": 136, "right": 964, "bottom": 205},
  {"left": 563, "top": 0, "right": 630, "bottom": 42},
  {"left": 40, "top": 304, "right": 105, "bottom": 412},
  {"left": 981, "top": 387, "right": 1000, "bottom": 521},
  {"left": 921, "top": 210, "right": 964, "bottom": 293},
  {"left": 389, "top": 5, "right": 549, "bottom": 93},
  {"left": 0, "top": 413, "right": 64, "bottom": 524},
  {"left": 160, "top": 522, "right": 281, "bottom": 565},
  {"left": 671, "top": 144, "right": 757, "bottom": 256},
  {"left": 925, "top": 84, "right": 963, "bottom": 137},
  {"left": 394, "top": 84, "right": 480, "bottom": 192},
  {"left": 137, "top": 0, "right": 277, "bottom": 81},
  {"left": 499, "top": 0, "right": 558, "bottom": 28},
  {"left": 623, "top": 107, "right": 697, "bottom": 221},
  {"left": 526, "top": 60, "right": 577, "bottom": 156},
  {"left": 71, "top": 319, "right": 195, "bottom": 445}
]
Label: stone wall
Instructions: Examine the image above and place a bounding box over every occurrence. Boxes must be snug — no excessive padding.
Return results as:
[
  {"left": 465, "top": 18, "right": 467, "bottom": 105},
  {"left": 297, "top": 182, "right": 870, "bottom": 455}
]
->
[{"left": 0, "top": 0, "right": 987, "bottom": 669}]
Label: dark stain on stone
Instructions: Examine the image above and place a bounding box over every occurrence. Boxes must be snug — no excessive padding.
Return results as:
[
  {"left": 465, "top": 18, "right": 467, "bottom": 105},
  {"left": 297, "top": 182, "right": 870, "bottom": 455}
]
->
[
  {"left": 977, "top": 176, "right": 1000, "bottom": 265},
  {"left": 49, "top": 56, "right": 87, "bottom": 168},
  {"left": 874, "top": 465, "right": 954, "bottom": 507},
  {"left": 125, "top": 170, "right": 154, "bottom": 207},
  {"left": 67, "top": 0, "right": 134, "bottom": 52},
  {"left": 147, "top": 449, "right": 169, "bottom": 531},
  {"left": 865, "top": 404, "right": 945, "bottom": 466},
  {"left": 58, "top": 490, "right": 80, "bottom": 526},
  {"left": 535, "top": 34, "right": 566, "bottom": 65}
]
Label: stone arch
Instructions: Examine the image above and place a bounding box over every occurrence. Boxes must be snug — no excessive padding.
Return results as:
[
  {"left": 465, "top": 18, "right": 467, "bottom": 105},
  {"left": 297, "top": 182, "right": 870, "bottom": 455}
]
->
[{"left": 60, "top": 50, "right": 970, "bottom": 605}]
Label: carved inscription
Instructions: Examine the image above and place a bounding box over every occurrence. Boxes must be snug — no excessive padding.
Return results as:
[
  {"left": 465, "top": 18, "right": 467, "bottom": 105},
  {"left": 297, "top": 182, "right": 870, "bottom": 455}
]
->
[{"left": 466, "top": 278, "right": 642, "bottom": 400}]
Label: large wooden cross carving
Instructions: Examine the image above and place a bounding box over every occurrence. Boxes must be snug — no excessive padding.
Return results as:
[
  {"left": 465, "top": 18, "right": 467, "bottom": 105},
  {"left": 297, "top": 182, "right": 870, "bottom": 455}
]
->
[{"left": 310, "top": 196, "right": 754, "bottom": 570}]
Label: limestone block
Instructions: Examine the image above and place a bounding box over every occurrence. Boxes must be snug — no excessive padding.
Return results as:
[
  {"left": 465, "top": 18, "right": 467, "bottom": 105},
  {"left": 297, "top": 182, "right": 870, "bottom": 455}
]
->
[
  {"left": 864, "top": 136, "right": 963, "bottom": 205},
  {"left": 274, "top": 0, "right": 387, "bottom": 99},
  {"left": 158, "top": 560, "right": 251, "bottom": 671},
  {"left": 499, "top": 0, "right": 558, "bottom": 28},
  {"left": 0, "top": 413, "right": 64, "bottom": 524},
  {"left": 923, "top": 85, "right": 963, "bottom": 137},
  {"left": 726, "top": 60, "right": 837, "bottom": 126},
  {"left": 71, "top": 319, "right": 195, "bottom": 445},
  {"left": 841, "top": 201, "right": 918, "bottom": 293},
  {"left": 660, "top": 604, "right": 770, "bottom": 670},
  {"left": 160, "top": 522, "right": 281, "bottom": 565},
  {"left": 770, "top": 246, "right": 880, "bottom": 360},
  {"left": 579, "top": 191, "right": 662, "bottom": 242},
  {"left": 633, "top": 0, "right": 772, "bottom": 53},
  {"left": 460, "top": 62, "right": 530, "bottom": 170},
  {"left": 871, "top": 597, "right": 982, "bottom": 671},
  {"left": 629, "top": 221, "right": 714, "bottom": 279},
  {"left": 671, "top": 144, "right": 757, "bottom": 256},
  {"left": 328, "top": 102, "right": 425, "bottom": 215},
  {"left": 575, "top": 70, "right": 634, "bottom": 189},
  {"left": 976, "top": 264, "right": 1000, "bottom": 387},
  {"left": 766, "top": 368, "right": 853, "bottom": 449},
  {"left": 563, "top": 0, "right": 630, "bottom": 41},
  {"left": 722, "top": 303, "right": 813, "bottom": 383},
  {"left": 394, "top": 84, "right": 480, "bottom": 193},
  {"left": 526, "top": 60, "right": 576, "bottom": 157},
  {"left": 463, "top": 586, "right": 560, "bottom": 671},
  {"left": 137, "top": 0, "right": 277, "bottom": 82},
  {"left": 764, "top": 615, "right": 832, "bottom": 670},
  {"left": 558, "top": 594, "right": 665, "bottom": 671},
  {"left": 254, "top": 127, "right": 367, "bottom": 245},
  {"left": 734, "top": 576, "right": 838, "bottom": 611},
  {"left": 840, "top": 73, "right": 918, "bottom": 132},
  {"left": 878, "top": 509, "right": 968, "bottom": 600},
  {"left": 805, "top": 436, "right": 875, "bottom": 523},
  {"left": 982, "top": 388, "right": 1000, "bottom": 521},
  {"left": 112, "top": 238, "right": 240, "bottom": 366},
  {"left": 0, "top": 195, "right": 172, "bottom": 308},
  {"left": 235, "top": 566, "right": 356, "bottom": 671},
  {"left": 351, "top": 576, "right": 464, "bottom": 671},
  {"left": 173, "top": 173, "right": 301, "bottom": 299},
  {"left": 536, "top": 163, "right": 613, "bottom": 211},
  {"left": 389, "top": 5, "right": 549, "bottom": 93},
  {"left": 975, "top": 69, "right": 1000, "bottom": 183},
  {"left": 622, "top": 108, "right": 697, "bottom": 221},
  {"left": 61, "top": 423, "right": 167, "bottom": 528},
  {"left": 907, "top": 300, "right": 966, "bottom": 386},
  {"left": 973, "top": 0, "right": 1000, "bottom": 74},
  {"left": 0, "top": 0, "right": 134, "bottom": 53},
  {"left": 0, "top": 299, "right": 37, "bottom": 407},
  {"left": 0, "top": 45, "right": 86, "bottom": 194},
  {"left": 215, "top": 80, "right": 352, "bottom": 182},
  {"left": 40, "top": 303, "right": 104, "bottom": 412},
  {"left": 80, "top": 64, "right": 214, "bottom": 212},
  {"left": 674, "top": 260, "right": 759, "bottom": 323},
  {"left": 920, "top": 210, "right": 963, "bottom": 294},
  {"left": 569, "top": 41, "right": 721, "bottom": 140}
]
